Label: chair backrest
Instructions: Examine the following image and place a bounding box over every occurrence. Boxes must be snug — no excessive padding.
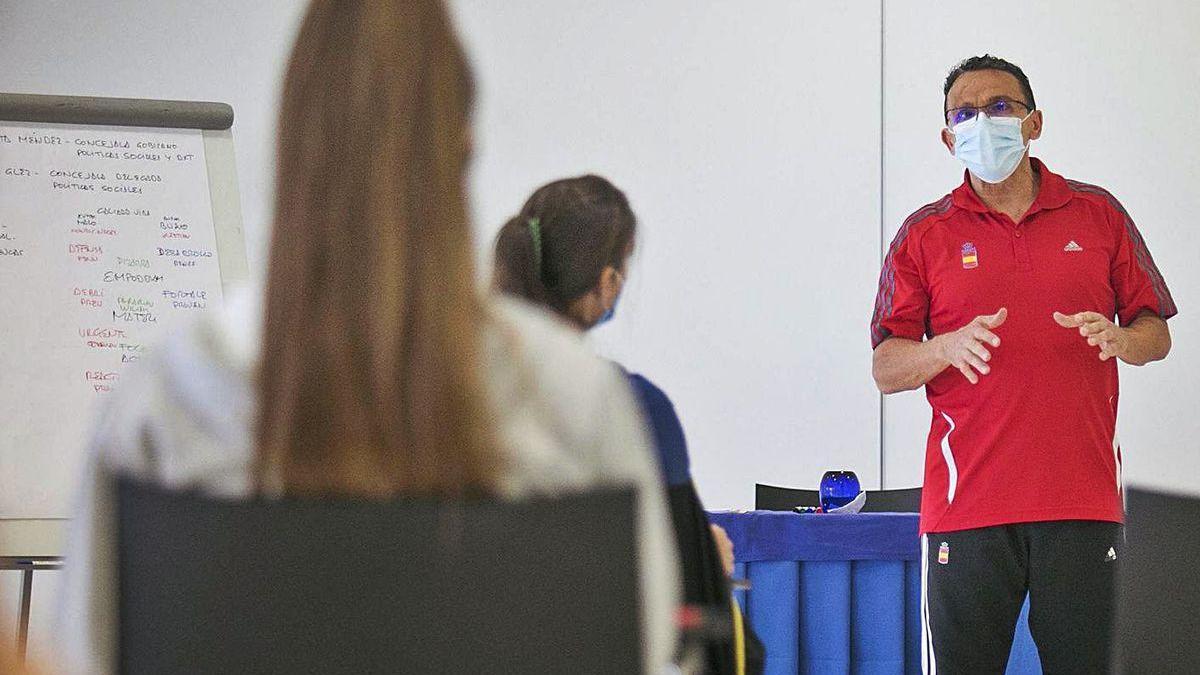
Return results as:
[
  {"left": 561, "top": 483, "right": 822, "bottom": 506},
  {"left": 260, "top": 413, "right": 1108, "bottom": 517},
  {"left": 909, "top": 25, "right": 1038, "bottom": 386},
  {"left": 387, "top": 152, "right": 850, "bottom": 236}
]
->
[
  {"left": 756, "top": 483, "right": 922, "bottom": 513},
  {"left": 860, "top": 487, "right": 922, "bottom": 513},
  {"left": 755, "top": 483, "right": 819, "bottom": 511},
  {"left": 117, "top": 478, "right": 643, "bottom": 675},
  {"left": 1115, "top": 487, "right": 1200, "bottom": 673}
]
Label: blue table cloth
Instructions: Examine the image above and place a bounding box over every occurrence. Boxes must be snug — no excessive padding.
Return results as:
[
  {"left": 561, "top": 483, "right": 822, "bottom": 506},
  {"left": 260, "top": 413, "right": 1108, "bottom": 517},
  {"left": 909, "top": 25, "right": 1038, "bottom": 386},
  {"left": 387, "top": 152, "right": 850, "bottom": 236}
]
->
[{"left": 708, "top": 511, "right": 1041, "bottom": 675}]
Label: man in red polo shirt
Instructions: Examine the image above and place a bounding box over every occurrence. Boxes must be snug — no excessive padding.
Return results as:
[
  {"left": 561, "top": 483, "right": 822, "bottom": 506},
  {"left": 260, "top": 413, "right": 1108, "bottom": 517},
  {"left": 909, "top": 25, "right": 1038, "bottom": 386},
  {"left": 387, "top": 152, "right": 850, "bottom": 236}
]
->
[{"left": 870, "top": 55, "right": 1175, "bottom": 674}]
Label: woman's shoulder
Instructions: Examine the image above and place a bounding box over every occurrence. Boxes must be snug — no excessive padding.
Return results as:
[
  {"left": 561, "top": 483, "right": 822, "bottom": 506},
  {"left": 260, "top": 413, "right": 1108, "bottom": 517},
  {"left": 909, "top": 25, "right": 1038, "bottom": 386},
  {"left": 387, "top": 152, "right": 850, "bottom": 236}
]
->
[
  {"left": 624, "top": 372, "right": 673, "bottom": 409},
  {"left": 136, "top": 283, "right": 261, "bottom": 383},
  {"left": 89, "top": 284, "right": 259, "bottom": 489},
  {"left": 486, "top": 295, "right": 618, "bottom": 390},
  {"left": 133, "top": 284, "right": 260, "bottom": 412},
  {"left": 482, "top": 295, "right": 651, "bottom": 492},
  {"left": 621, "top": 372, "right": 691, "bottom": 486},
  {"left": 487, "top": 295, "right": 581, "bottom": 349}
]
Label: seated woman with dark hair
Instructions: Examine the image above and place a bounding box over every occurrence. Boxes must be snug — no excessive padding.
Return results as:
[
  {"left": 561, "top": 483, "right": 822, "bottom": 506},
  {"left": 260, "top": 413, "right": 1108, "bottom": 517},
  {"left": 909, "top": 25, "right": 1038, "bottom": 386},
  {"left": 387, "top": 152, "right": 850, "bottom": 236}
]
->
[{"left": 493, "top": 175, "right": 764, "bottom": 675}]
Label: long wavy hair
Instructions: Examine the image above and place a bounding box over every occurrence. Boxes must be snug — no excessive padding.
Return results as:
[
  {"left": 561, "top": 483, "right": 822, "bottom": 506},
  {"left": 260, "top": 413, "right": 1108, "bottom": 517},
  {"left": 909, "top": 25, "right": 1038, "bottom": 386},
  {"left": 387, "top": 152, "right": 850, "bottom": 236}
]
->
[{"left": 255, "top": 0, "right": 499, "bottom": 497}]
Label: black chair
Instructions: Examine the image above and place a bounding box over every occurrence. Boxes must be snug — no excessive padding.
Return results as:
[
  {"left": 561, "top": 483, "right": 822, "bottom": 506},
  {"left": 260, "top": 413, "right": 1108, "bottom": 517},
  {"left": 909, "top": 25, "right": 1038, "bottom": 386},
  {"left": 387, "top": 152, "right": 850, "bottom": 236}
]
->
[
  {"left": 117, "top": 478, "right": 644, "bottom": 675},
  {"left": 755, "top": 483, "right": 819, "bottom": 511},
  {"left": 1115, "top": 487, "right": 1200, "bottom": 673},
  {"left": 860, "top": 487, "right": 922, "bottom": 513},
  {"left": 755, "top": 483, "right": 922, "bottom": 513}
]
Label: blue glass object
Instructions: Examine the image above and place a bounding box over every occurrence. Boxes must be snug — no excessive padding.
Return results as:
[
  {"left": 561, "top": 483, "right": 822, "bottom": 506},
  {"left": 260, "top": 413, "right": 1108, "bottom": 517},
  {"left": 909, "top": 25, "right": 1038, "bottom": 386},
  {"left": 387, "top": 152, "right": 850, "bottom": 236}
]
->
[{"left": 820, "top": 470, "right": 860, "bottom": 511}]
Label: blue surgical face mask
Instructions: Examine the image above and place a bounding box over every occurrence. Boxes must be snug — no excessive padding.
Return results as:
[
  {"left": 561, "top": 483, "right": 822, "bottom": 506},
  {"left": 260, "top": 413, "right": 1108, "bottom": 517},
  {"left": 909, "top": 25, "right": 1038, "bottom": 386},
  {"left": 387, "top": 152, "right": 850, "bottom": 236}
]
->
[
  {"left": 597, "top": 303, "right": 617, "bottom": 326},
  {"left": 951, "top": 111, "right": 1032, "bottom": 184}
]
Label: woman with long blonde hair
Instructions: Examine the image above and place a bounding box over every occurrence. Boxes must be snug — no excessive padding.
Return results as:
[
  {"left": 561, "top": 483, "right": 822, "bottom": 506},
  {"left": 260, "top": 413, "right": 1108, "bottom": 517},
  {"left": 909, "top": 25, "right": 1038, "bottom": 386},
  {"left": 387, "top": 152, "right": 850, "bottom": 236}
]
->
[{"left": 56, "top": 1, "right": 678, "bottom": 672}]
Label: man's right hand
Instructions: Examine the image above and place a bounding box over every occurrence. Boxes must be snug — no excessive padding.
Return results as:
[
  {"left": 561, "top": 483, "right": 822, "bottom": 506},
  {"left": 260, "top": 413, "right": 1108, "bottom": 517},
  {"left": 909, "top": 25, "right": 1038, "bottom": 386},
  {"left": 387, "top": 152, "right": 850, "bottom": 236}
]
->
[{"left": 934, "top": 308, "right": 1007, "bottom": 384}]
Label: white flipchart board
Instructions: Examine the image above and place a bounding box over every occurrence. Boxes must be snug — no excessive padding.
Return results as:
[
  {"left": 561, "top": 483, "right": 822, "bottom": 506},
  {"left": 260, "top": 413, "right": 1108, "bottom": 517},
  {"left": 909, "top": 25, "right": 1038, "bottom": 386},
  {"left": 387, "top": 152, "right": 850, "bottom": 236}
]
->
[{"left": 0, "top": 93, "right": 247, "bottom": 557}]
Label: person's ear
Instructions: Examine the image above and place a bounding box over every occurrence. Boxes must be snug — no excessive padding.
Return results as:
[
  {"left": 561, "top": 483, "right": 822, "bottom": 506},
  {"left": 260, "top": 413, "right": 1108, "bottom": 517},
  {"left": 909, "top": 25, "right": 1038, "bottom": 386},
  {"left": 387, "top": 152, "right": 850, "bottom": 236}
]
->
[
  {"left": 941, "top": 127, "right": 956, "bottom": 156},
  {"left": 1026, "top": 110, "right": 1043, "bottom": 142},
  {"left": 598, "top": 266, "right": 624, "bottom": 310}
]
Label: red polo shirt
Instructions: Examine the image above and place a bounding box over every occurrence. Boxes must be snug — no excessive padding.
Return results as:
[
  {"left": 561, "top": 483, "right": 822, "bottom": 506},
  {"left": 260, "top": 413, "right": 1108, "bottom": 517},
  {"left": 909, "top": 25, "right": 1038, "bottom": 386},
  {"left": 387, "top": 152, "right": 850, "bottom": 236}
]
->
[{"left": 871, "top": 159, "right": 1176, "bottom": 534}]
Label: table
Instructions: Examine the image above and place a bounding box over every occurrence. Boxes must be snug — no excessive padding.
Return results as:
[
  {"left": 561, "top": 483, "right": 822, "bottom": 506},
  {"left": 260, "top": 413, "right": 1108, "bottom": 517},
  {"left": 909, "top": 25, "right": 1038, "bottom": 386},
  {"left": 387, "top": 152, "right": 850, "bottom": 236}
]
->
[{"left": 708, "top": 511, "right": 1041, "bottom": 675}]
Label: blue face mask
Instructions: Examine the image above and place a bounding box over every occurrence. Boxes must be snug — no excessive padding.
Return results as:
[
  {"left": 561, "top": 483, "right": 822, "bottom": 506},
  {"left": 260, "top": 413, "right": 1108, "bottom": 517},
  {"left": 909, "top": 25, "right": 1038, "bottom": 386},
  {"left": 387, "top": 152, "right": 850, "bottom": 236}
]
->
[
  {"left": 597, "top": 303, "right": 617, "bottom": 326},
  {"left": 951, "top": 111, "right": 1032, "bottom": 184}
]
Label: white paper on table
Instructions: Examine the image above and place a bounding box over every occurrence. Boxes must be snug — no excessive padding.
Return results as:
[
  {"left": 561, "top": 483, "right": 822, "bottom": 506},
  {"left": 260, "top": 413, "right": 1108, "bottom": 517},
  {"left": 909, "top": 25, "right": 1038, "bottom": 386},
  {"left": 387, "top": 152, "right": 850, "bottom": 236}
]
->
[{"left": 826, "top": 490, "right": 867, "bottom": 514}]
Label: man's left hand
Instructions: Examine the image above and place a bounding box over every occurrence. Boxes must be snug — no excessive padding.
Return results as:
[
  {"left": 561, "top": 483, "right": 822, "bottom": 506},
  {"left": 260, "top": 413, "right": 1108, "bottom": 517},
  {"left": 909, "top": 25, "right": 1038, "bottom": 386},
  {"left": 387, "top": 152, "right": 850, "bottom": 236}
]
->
[{"left": 1053, "top": 311, "right": 1128, "bottom": 361}]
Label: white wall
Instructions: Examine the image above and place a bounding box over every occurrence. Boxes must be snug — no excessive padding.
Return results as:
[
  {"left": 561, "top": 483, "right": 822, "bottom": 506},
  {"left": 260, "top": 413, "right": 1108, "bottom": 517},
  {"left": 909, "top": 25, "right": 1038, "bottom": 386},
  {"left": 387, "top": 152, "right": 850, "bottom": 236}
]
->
[{"left": 882, "top": 0, "right": 1200, "bottom": 495}]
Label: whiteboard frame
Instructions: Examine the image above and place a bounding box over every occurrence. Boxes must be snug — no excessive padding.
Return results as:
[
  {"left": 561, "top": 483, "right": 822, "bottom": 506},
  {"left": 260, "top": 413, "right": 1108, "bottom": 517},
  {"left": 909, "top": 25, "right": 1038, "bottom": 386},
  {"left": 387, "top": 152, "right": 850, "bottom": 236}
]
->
[{"left": 0, "top": 93, "right": 247, "bottom": 557}]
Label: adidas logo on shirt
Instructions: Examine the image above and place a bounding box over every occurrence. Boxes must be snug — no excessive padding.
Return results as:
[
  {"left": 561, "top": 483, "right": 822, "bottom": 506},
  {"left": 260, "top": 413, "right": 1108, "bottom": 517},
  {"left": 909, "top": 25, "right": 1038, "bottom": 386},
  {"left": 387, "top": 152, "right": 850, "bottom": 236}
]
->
[{"left": 1064, "top": 240, "right": 1084, "bottom": 252}]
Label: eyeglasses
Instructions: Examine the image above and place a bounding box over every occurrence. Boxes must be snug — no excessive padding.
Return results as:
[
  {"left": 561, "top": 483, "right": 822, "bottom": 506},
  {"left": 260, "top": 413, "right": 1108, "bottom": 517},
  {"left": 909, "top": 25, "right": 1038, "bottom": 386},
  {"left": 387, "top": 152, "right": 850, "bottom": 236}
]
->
[{"left": 945, "top": 98, "right": 1032, "bottom": 128}]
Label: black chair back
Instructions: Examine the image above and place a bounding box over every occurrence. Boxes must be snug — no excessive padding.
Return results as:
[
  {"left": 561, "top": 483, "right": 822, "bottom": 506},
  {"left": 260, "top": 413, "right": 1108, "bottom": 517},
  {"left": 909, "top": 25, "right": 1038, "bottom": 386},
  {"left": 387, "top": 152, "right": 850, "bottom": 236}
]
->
[
  {"left": 117, "top": 478, "right": 643, "bottom": 675},
  {"left": 1115, "top": 487, "right": 1200, "bottom": 673},
  {"left": 756, "top": 483, "right": 922, "bottom": 513},
  {"left": 755, "top": 483, "right": 819, "bottom": 511},
  {"left": 860, "top": 487, "right": 922, "bottom": 513}
]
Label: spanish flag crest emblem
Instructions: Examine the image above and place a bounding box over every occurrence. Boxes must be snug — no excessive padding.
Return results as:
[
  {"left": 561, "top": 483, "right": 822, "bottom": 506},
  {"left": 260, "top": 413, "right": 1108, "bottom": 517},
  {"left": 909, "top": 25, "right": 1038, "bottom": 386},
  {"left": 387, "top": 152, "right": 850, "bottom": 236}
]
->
[{"left": 961, "top": 242, "right": 978, "bottom": 269}]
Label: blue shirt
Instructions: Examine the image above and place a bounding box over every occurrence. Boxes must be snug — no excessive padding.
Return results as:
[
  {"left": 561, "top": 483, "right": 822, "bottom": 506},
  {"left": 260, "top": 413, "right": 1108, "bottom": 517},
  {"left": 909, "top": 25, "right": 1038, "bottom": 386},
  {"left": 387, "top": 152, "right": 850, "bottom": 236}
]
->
[{"left": 625, "top": 372, "right": 692, "bottom": 487}]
